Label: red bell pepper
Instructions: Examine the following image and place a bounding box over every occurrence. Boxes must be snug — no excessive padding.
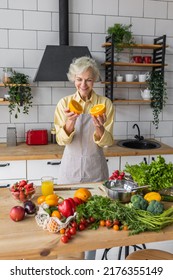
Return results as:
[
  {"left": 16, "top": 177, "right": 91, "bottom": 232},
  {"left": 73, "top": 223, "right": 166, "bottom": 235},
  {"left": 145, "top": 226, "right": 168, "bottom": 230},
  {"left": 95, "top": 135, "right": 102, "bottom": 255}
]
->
[{"left": 58, "top": 199, "right": 74, "bottom": 218}]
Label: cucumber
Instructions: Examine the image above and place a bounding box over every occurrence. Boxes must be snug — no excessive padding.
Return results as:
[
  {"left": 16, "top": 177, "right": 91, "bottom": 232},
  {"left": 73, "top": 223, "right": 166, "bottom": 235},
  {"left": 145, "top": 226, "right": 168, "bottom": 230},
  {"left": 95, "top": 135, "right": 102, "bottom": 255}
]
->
[{"left": 161, "top": 195, "right": 173, "bottom": 202}]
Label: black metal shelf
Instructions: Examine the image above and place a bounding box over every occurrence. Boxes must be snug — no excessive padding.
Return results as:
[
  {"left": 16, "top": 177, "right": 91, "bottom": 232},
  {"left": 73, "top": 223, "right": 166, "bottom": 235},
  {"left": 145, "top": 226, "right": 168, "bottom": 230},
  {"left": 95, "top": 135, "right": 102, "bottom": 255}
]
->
[{"left": 102, "top": 35, "right": 167, "bottom": 101}]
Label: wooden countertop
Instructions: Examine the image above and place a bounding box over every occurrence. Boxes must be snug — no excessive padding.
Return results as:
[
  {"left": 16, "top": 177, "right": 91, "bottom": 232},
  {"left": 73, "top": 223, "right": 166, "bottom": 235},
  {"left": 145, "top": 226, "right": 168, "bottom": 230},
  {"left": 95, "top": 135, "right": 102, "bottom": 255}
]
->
[
  {"left": 0, "top": 140, "right": 173, "bottom": 161},
  {"left": 0, "top": 182, "right": 173, "bottom": 260}
]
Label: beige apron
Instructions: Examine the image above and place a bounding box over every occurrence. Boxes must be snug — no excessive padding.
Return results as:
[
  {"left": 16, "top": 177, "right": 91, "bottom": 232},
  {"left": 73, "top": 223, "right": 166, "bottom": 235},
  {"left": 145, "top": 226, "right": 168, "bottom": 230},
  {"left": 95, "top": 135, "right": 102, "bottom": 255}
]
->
[{"left": 58, "top": 114, "right": 108, "bottom": 184}]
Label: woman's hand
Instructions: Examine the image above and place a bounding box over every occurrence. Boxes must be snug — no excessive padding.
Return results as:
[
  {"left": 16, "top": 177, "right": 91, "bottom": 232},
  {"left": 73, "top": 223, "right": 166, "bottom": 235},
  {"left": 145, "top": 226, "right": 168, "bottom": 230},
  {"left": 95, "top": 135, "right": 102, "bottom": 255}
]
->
[
  {"left": 64, "top": 108, "right": 79, "bottom": 135},
  {"left": 92, "top": 113, "right": 106, "bottom": 139}
]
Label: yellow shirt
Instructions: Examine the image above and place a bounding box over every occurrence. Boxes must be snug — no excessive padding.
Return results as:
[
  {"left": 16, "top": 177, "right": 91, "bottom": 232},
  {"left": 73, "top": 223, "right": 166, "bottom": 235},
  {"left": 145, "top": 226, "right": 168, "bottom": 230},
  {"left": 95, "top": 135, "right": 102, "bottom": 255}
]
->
[{"left": 54, "top": 90, "right": 114, "bottom": 147}]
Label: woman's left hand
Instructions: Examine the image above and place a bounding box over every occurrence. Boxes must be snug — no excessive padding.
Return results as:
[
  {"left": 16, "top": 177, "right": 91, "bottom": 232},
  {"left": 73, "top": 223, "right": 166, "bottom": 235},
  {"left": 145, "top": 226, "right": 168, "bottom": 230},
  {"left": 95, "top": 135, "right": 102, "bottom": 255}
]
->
[{"left": 92, "top": 113, "right": 106, "bottom": 139}]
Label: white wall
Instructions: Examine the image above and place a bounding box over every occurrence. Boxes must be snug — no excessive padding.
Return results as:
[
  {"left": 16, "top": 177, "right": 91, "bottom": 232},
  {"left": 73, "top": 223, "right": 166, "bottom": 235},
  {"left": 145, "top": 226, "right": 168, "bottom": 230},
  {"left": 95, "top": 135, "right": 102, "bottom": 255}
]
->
[{"left": 0, "top": 0, "right": 173, "bottom": 146}]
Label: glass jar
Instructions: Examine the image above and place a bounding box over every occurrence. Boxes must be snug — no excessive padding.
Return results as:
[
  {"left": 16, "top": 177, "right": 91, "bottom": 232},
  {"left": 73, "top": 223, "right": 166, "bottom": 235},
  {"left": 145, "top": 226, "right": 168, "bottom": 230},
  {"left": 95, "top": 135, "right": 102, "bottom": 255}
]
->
[
  {"left": 51, "top": 127, "right": 56, "bottom": 144},
  {"left": 2, "top": 67, "right": 12, "bottom": 83}
]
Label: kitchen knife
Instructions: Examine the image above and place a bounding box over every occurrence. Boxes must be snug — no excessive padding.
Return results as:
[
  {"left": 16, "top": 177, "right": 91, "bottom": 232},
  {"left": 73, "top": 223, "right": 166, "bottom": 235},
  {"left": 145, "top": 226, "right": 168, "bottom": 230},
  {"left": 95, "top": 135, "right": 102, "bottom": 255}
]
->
[{"left": 54, "top": 186, "right": 94, "bottom": 191}]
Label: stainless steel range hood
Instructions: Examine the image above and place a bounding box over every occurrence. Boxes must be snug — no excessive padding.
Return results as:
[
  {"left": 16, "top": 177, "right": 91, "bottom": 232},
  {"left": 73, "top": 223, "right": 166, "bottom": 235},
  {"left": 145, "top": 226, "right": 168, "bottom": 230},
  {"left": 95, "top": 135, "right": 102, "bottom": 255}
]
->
[{"left": 34, "top": 0, "right": 92, "bottom": 82}]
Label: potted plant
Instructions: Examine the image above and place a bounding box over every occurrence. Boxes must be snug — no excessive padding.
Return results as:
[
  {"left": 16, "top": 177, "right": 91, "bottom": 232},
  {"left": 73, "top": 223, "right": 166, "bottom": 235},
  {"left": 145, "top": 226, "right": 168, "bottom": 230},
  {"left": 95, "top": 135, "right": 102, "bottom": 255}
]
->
[
  {"left": 3, "top": 69, "right": 33, "bottom": 118},
  {"left": 107, "top": 23, "right": 136, "bottom": 61},
  {"left": 148, "top": 71, "right": 167, "bottom": 129}
]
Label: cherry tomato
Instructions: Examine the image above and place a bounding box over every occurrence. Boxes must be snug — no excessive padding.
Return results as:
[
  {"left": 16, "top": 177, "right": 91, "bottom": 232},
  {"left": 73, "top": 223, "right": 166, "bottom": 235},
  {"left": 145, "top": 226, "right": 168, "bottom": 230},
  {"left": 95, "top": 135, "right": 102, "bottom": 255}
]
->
[
  {"left": 113, "top": 219, "right": 120, "bottom": 226},
  {"left": 70, "top": 221, "right": 78, "bottom": 229},
  {"left": 99, "top": 220, "right": 105, "bottom": 227},
  {"left": 89, "top": 217, "right": 95, "bottom": 223},
  {"left": 65, "top": 230, "right": 72, "bottom": 239},
  {"left": 78, "top": 223, "right": 85, "bottom": 231},
  {"left": 59, "top": 228, "right": 65, "bottom": 234},
  {"left": 113, "top": 224, "right": 119, "bottom": 231},
  {"left": 69, "top": 227, "right": 77, "bottom": 235},
  {"left": 122, "top": 225, "right": 128, "bottom": 231},
  {"left": 105, "top": 220, "right": 112, "bottom": 228},
  {"left": 61, "top": 235, "right": 69, "bottom": 243}
]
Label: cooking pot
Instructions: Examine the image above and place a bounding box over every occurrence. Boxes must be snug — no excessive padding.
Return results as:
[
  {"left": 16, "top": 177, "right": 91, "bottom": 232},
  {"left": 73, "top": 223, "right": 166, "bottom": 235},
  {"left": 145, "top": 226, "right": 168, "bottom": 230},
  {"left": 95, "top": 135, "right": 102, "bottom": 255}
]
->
[{"left": 103, "top": 179, "right": 147, "bottom": 203}]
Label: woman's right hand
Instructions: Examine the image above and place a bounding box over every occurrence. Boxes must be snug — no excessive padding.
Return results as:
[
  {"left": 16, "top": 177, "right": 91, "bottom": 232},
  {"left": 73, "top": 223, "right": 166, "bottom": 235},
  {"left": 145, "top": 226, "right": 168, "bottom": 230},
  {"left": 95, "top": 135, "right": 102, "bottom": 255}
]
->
[{"left": 64, "top": 108, "right": 79, "bottom": 135}]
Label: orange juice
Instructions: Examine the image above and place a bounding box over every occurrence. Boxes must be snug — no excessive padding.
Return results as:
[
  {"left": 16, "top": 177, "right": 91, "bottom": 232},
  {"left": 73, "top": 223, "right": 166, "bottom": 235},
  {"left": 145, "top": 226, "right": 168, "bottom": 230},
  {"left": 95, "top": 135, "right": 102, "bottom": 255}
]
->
[{"left": 41, "top": 176, "right": 54, "bottom": 196}]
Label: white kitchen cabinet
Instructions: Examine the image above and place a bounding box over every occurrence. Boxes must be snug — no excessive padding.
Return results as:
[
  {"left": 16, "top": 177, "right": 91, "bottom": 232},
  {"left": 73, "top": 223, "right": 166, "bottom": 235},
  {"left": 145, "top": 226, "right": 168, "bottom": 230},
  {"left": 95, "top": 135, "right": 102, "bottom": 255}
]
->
[
  {"left": 120, "top": 155, "right": 149, "bottom": 171},
  {"left": 149, "top": 154, "right": 173, "bottom": 164},
  {"left": 27, "top": 159, "right": 61, "bottom": 185},
  {"left": 0, "top": 160, "right": 26, "bottom": 187},
  {"left": 106, "top": 157, "right": 120, "bottom": 176}
]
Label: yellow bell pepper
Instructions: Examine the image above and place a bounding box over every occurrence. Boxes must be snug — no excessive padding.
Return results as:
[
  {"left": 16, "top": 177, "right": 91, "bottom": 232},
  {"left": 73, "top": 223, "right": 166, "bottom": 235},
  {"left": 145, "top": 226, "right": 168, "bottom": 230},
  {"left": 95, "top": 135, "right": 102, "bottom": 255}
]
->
[
  {"left": 144, "top": 192, "right": 161, "bottom": 202},
  {"left": 45, "top": 194, "right": 59, "bottom": 206}
]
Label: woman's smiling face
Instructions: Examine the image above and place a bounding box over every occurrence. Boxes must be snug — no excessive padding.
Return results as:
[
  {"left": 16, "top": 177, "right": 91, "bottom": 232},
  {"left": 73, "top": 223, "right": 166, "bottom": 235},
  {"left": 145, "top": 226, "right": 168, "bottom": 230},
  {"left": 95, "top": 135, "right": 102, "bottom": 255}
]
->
[{"left": 75, "top": 68, "right": 94, "bottom": 100}]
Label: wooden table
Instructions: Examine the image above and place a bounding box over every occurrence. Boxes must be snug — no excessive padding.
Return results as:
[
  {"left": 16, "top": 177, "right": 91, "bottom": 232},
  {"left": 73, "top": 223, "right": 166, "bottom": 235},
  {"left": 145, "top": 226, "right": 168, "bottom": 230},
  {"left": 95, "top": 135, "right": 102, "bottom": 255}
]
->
[{"left": 0, "top": 182, "right": 173, "bottom": 260}]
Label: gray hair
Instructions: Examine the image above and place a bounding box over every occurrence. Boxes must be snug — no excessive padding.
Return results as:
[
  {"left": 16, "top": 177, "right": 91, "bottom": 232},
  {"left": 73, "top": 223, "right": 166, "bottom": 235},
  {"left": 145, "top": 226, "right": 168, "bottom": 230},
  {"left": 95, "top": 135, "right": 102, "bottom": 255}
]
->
[{"left": 67, "top": 56, "right": 100, "bottom": 82}]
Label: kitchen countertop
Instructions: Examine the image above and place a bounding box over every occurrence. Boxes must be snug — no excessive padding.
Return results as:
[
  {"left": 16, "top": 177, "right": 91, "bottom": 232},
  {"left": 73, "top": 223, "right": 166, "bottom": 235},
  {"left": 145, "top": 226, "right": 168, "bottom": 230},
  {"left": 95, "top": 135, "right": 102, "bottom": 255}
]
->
[
  {"left": 0, "top": 183, "right": 173, "bottom": 260},
  {"left": 0, "top": 140, "right": 173, "bottom": 161}
]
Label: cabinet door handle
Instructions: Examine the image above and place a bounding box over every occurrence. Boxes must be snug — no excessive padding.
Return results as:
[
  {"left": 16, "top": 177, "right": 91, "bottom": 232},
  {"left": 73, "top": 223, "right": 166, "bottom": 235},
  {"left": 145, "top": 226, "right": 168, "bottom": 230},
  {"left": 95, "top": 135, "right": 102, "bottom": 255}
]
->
[
  {"left": 47, "top": 161, "right": 61, "bottom": 165},
  {"left": 0, "top": 163, "right": 10, "bottom": 167},
  {"left": 0, "top": 184, "right": 10, "bottom": 188}
]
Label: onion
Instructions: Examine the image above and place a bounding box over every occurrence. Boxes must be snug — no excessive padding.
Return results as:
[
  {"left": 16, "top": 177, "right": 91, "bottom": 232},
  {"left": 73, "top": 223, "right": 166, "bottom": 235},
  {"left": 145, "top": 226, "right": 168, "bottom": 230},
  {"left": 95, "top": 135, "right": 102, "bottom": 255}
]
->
[{"left": 24, "top": 200, "right": 37, "bottom": 215}]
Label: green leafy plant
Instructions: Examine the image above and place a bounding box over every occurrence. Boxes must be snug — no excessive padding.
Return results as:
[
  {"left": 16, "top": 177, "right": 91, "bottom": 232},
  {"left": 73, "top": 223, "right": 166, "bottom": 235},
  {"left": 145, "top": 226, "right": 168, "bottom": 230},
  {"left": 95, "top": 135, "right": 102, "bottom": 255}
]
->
[
  {"left": 4, "top": 70, "right": 33, "bottom": 118},
  {"left": 148, "top": 71, "right": 167, "bottom": 129},
  {"left": 107, "top": 23, "right": 136, "bottom": 60}
]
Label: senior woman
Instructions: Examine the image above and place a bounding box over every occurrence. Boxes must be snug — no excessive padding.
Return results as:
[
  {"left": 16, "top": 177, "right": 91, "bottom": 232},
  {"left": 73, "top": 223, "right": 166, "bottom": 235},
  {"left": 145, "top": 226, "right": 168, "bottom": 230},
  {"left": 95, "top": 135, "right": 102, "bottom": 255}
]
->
[{"left": 54, "top": 56, "right": 114, "bottom": 259}]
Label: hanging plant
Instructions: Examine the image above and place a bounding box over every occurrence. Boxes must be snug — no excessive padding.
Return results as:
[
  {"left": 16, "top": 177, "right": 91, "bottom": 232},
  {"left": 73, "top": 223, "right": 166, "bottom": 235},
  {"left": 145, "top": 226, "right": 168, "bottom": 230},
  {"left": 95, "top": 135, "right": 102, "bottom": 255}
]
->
[
  {"left": 107, "top": 23, "right": 136, "bottom": 61},
  {"left": 3, "top": 70, "right": 33, "bottom": 119},
  {"left": 148, "top": 71, "right": 167, "bottom": 129}
]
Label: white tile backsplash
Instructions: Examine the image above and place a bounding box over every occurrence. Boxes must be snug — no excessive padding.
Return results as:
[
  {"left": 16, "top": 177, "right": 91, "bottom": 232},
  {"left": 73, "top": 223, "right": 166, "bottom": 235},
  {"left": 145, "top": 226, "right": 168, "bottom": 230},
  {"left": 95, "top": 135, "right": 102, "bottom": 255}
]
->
[
  {"left": 144, "top": 0, "right": 167, "bottom": 19},
  {"left": 0, "top": 49, "right": 23, "bottom": 67},
  {"left": 24, "top": 11, "right": 51, "bottom": 31},
  {"left": 79, "top": 14, "right": 105, "bottom": 33},
  {"left": 119, "top": 0, "right": 143, "bottom": 17},
  {"left": 0, "top": 10, "right": 22, "bottom": 29},
  {"left": 9, "top": 0, "right": 37, "bottom": 10},
  {"left": 93, "top": 0, "right": 118, "bottom": 15},
  {"left": 9, "top": 30, "right": 37, "bottom": 49}
]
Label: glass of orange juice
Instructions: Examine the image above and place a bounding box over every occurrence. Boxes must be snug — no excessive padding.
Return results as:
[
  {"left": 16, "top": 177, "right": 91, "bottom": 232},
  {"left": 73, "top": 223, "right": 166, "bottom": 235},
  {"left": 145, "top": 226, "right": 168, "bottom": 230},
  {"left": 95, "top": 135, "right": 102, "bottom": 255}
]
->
[{"left": 41, "top": 176, "right": 54, "bottom": 196}]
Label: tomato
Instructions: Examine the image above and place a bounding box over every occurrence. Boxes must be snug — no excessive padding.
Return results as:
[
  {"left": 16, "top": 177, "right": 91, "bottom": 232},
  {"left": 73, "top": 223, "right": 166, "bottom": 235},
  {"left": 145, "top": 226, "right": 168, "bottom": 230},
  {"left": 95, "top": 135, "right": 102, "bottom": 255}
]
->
[
  {"left": 70, "top": 221, "right": 78, "bottom": 229},
  {"left": 69, "top": 227, "right": 76, "bottom": 235},
  {"left": 65, "top": 230, "right": 72, "bottom": 239},
  {"left": 122, "top": 225, "right": 128, "bottom": 231},
  {"left": 78, "top": 223, "right": 85, "bottom": 231},
  {"left": 59, "top": 228, "right": 65, "bottom": 234},
  {"left": 105, "top": 220, "right": 112, "bottom": 227},
  {"left": 99, "top": 220, "right": 105, "bottom": 227},
  {"left": 113, "top": 224, "right": 119, "bottom": 231},
  {"left": 89, "top": 217, "right": 95, "bottom": 223},
  {"left": 113, "top": 219, "right": 120, "bottom": 226},
  {"left": 61, "top": 235, "right": 69, "bottom": 243}
]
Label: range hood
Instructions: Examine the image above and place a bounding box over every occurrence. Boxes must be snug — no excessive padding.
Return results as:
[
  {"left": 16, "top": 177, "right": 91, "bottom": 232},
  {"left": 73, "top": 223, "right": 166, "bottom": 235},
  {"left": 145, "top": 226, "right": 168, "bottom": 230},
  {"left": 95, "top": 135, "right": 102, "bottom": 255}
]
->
[{"left": 34, "top": 0, "right": 92, "bottom": 82}]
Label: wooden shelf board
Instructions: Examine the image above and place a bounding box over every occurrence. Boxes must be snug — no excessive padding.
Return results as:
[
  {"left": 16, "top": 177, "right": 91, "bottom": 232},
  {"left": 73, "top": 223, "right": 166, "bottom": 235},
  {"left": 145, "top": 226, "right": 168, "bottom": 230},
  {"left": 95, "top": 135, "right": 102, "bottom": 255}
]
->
[
  {"left": 113, "top": 99, "right": 151, "bottom": 104},
  {"left": 102, "top": 62, "right": 167, "bottom": 67},
  {"left": 0, "top": 83, "right": 29, "bottom": 87},
  {"left": 0, "top": 101, "right": 9, "bottom": 105},
  {"left": 102, "top": 43, "right": 169, "bottom": 49},
  {"left": 102, "top": 81, "right": 147, "bottom": 85}
]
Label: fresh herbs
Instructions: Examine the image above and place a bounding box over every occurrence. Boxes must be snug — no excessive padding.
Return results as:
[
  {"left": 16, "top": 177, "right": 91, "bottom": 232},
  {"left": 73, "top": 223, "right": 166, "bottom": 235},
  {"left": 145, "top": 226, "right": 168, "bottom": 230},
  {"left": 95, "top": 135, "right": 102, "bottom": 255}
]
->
[
  {"left": 76, "top": 195, "right": 173, "bottom": 235},
  {"left": 107, "top": 23, "right": 136, "bottom": 61},
  {"left": 124, "top": 155, "right": 173, "bottom": 191}
]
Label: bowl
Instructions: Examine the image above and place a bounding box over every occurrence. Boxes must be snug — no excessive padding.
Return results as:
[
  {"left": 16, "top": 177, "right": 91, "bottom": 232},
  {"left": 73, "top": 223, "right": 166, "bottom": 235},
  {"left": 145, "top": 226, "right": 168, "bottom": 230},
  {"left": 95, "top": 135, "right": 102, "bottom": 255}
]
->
[
  {"left": 103, "top": 179, "right": 140, "bottom": 203},
  {"left": 9, "top": 181, "right": 36, "bottom": 202}
]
